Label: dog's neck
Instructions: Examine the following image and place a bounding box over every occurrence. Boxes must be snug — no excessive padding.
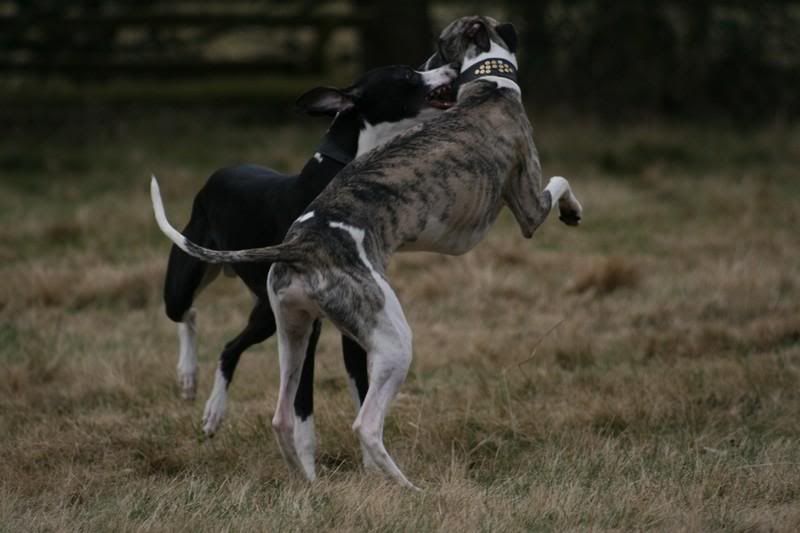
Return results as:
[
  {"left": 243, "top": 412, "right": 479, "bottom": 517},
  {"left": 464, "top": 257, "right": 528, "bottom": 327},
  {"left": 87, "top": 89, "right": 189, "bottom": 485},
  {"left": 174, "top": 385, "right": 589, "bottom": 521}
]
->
[
  {"left": 305, "top": 105, "right": 440, "bottom": 172},
  {"left": 458, "top": 40, "right": 521, "bottom": 97},
  {"left": 296, "top": 109, "right": 359, "bottom": 195},
  {"left": 356, "top": 108, "right": 440, "bottom": 158},
  {"left": 316, "top": 109, "right": 361, "bottom": 166}
]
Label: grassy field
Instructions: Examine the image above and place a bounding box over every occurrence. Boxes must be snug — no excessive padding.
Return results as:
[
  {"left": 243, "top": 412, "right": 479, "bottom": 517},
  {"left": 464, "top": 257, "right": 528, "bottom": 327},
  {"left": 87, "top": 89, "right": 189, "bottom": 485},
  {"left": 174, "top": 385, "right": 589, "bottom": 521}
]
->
[{"left": 1, "top": 106, "right": 799, "bottom": 531}]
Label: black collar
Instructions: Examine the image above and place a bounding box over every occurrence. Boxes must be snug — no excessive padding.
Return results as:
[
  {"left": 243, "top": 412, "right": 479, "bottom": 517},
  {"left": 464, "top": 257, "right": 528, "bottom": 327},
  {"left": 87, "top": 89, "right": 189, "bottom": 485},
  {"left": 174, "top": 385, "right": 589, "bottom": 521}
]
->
[
  {"left": 316, "top": 136, "right": 354, "bottom": 166},
  {"left": 457, "top": 57, "right": 518, "bottom": 87}
]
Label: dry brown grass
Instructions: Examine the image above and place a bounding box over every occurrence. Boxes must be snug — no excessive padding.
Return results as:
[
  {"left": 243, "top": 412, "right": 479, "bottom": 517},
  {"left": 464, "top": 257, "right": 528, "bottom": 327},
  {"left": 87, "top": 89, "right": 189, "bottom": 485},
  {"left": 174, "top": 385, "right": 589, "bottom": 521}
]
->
[{"left": 1, "top": 110, "right": 799, "bottom": 531}]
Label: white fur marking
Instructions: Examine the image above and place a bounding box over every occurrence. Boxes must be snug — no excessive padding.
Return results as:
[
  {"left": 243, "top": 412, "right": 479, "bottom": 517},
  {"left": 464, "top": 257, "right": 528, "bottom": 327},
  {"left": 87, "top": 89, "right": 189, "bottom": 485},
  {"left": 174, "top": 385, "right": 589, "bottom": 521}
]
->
[
  {"left": 293, "top": 415, "right": 317, "bottom": 480},
  {"left": 202, "top": 368, "right": 228, "bottom": 436},
  {"left": 151, "top": 175, "right": 194, "bottom": 255},
  {"left": 345, "top": 375, "right": 379, "bottom": 470},
  {"left": 356, "top": 111, "right": 436, "bottom": 158},
  {"left": 545, "top": 176, "right": 583, "bottom": 221},
  {"left": 313, "top": 152, "right": 323, "bottom": 163},
  {"left": 176, "top": 308, "right": 198, "bottom": 400},
  {"left": 296, "top": 211, "right": 315, "bottom": 224},
  {"left": 420, "top": 64, "right": 456, "bottom": 91},
  {"left": 544, "top": 176, "right": 569, "bottom": 208},
  {"left": 475, "top": 76, "right": 521, "bottom": 93},
  {"left": 328, "top": 221, "right": 371, "bottom": 268}
]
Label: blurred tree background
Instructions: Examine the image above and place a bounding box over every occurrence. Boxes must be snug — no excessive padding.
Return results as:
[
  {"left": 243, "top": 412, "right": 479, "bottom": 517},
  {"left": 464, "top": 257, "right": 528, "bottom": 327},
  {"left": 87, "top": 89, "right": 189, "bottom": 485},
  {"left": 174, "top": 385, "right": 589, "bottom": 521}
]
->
[{"left": 1, "top": 0, "right": 798, "bottom": 121}]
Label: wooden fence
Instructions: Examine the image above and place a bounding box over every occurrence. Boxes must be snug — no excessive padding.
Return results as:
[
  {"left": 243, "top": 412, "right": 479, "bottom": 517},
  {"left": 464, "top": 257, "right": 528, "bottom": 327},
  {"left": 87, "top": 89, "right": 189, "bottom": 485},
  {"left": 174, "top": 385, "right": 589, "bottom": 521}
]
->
[{"left": 0, "top": 1, "right": 367, "bottom": 80}]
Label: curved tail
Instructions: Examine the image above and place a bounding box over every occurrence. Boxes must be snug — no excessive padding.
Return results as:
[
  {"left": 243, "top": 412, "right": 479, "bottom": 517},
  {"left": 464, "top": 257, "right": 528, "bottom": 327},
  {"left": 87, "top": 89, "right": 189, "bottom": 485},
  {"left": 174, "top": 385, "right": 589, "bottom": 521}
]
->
[{"left": 150, "top": 176, "right": 304, "bottom": 264}]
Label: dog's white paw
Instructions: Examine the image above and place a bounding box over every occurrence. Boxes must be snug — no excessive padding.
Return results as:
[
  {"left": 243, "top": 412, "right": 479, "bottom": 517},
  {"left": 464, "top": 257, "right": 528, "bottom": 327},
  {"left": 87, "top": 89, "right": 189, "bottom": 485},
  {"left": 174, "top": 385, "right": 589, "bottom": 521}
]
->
[
  {"left": 293, "top": 415, "right": 317, "bottom": 481},
  {"left": 176, "top": 311, "right": 198, "bottom": 400},
  {"left": 202, "top": 394, "right": 226, "bottom": 437},
  {"left": 177, "top": 370, "right": 197, "bottom": 401},
  {"left": 202, "top": 370, "right": 228, "bottom": 437},
  {"left": 360, "top": 442, "right": 381, "bottom": 472}
]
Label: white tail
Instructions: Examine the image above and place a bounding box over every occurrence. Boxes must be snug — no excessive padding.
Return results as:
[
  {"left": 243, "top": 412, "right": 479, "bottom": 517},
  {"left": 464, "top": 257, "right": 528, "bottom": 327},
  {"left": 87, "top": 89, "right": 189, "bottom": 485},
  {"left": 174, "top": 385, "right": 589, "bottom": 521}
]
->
[
  {"left": 150, "top": 175, "right": 192, "bottom": 253},
  {"left": 149, "top": 175, "right": 303, "bottom": 264}
]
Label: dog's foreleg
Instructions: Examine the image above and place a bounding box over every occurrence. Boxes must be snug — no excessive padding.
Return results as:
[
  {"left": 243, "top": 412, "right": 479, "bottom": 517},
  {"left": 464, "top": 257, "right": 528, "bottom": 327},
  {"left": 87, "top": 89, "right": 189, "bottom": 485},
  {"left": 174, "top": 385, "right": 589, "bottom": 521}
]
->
[
  {"left": 202, "top": 368, "right": 227, "bottom": 436},
  {"left": 176, "top": 309, "right": 198, "bottom": 400},
  {"left": 545, "top": 176, "right": 582, "bottom": 226},
  {"left": 507, "top": 160, "right": 583, "bottom": 236},
  {"left": 202, "top": 298, "right": 277, "bottom": 436},
  {"left": 352, "top": 284, "right": 418, "bottom": 490},
  {"left": 169, "top": 259, "right": 220, "bottom": 401}
]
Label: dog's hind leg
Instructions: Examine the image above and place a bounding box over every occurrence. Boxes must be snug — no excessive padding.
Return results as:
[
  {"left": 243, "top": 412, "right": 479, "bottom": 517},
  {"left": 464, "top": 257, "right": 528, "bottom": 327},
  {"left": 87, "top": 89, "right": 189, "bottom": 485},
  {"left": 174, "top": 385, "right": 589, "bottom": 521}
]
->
[
  {"left": 202, "top": 296, "right": 277, "bottom": 436},
  {"left": 322, "top": 222, "right": 416, "bottom": 488},
  {"left": 292, "top": 319, "right": 322, "bottom": 478},
  {"left": 268, "top": 272, "right": 318, "bottom": 481},
  {"left": 176, "top": 309, "right": 198, "bottom": 399},
  {"left": 341, "top": 335, "right": 376, "bottom": 470},
  {"left": 351, "top": 283, "right": 417, "bottom": 490},
  {"left": 164, "top": 244, "right": 221, "bottom": 400}
]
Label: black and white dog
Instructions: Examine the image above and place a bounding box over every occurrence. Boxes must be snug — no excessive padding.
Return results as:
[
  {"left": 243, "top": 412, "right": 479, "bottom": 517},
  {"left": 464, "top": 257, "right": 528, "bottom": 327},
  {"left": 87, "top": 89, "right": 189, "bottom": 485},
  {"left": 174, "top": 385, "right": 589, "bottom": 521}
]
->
[
  {"left": 153, "top": 16, "right": 582, "bottom": 489},
  {"left": 162, "top": 64, "right": 457, "bottom": 438}
]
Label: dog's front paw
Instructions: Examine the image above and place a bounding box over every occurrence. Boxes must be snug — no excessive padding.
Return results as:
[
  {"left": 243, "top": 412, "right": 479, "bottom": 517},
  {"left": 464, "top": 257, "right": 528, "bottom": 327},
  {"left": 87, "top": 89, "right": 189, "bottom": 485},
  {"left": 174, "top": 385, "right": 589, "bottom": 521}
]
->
[
  {"left": 558, "top": 193, "right": 583, "bottom": 226},
  {"left": 202, "top": 390, "right": 227, "bottom": 437}
]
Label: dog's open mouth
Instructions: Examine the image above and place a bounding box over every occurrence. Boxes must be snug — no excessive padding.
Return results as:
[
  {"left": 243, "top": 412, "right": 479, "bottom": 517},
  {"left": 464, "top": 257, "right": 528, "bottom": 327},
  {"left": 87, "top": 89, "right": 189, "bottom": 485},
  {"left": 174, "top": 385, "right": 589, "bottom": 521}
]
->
[{"left": 426, "top": 83, "right": 456, "bottom": 109}]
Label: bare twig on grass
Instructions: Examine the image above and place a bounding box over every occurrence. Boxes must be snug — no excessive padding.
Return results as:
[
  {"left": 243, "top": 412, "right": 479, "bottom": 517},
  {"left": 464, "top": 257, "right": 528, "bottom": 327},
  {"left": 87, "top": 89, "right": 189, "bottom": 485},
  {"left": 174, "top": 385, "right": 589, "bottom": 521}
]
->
[{"left": 511, "top": 318, "right": 566, "bottom": 378}]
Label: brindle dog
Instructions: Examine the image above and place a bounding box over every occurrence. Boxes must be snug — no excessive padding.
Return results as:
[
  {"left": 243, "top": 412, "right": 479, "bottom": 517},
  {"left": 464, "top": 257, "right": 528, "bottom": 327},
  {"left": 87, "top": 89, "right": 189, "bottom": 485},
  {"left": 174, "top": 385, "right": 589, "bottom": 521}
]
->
[{"left": 152, "top": 15, "right": 582, "bottom": 489}]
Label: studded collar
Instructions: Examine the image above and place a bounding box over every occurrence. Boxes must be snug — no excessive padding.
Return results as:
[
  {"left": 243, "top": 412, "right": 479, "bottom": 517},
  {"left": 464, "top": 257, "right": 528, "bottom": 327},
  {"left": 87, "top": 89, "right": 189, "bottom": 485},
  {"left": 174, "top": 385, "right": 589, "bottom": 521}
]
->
[{"left": 457, "top": 57, "right": 518, "bottom": 87}]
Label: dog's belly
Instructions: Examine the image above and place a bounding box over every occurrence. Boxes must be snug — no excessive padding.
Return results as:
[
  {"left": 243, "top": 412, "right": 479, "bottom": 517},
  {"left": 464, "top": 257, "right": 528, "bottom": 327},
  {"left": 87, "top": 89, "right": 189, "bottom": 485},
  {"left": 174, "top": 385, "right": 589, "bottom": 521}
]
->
[
  {"left": 401, "top": 206, "right": 501, "bottom": 255},
  {"left": 401, "top": 224, "right": 483, "bottom": 255}
]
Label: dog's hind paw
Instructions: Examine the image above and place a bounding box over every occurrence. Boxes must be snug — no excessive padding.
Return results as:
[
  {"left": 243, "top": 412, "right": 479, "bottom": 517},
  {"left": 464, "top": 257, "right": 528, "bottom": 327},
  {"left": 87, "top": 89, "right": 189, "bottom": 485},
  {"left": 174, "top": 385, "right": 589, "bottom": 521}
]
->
[{"left": 178, "top": 371, "right": 197, "bottom": 401}]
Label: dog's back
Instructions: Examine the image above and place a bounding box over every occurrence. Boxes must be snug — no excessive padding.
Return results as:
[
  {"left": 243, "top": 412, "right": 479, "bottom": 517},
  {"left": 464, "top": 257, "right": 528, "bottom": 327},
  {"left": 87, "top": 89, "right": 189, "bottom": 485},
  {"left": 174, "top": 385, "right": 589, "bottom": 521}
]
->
[{"left": 295, "top": 81, "right": 542, "bottom": 258}]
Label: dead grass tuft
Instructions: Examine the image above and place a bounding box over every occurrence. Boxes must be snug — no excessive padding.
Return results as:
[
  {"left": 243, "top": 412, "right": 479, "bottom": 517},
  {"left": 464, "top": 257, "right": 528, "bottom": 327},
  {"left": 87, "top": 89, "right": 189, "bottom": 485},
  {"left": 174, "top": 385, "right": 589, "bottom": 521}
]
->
[
  {"left": 554, "top": 343, "right": 595, "bottom": 371},
  {"left": 5, "top": 259, "right": 161, "bottom": 311},
  {"left": 569, "top": 256, "right": 641, "bottom": 295}
]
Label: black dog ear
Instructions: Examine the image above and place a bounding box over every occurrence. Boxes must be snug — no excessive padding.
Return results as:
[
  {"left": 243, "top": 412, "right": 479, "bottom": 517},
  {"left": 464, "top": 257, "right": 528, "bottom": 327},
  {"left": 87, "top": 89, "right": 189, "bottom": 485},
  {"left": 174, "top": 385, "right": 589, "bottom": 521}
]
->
[
  {"left": 466, "top": 20, "right": 491, "bottom": 53},
  {"left": 496, "top": 22, "right": 518, "bottom": 54},
  {"left": 295, "top": 87, "right": 353, "bottom": 117}
]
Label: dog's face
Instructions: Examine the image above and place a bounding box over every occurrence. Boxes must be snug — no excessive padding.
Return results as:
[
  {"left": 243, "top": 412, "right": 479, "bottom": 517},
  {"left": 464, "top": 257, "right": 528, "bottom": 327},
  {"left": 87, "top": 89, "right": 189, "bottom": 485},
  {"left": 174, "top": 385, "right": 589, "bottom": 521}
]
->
[
  {"left": 421, "top": 16, "right": 518, "bottom": 70},
  {"left": 295, "top": 63, "right": 458, "bottom": 125}
]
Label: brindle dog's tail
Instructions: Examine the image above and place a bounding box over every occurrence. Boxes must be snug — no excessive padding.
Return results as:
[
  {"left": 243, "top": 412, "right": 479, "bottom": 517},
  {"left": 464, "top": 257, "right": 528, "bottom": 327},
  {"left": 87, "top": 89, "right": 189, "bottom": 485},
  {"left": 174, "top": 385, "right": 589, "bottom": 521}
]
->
[{"left": 150, "top": 176, "right": 304, "bottom": 264}]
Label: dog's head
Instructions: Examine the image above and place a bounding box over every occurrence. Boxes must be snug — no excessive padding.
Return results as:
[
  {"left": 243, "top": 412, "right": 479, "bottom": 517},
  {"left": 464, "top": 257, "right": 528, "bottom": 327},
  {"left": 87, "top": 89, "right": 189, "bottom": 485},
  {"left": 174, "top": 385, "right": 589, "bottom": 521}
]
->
[
  {"left": 294, "top": 63, "right": 458, "bottom": 157},
  {"left": 295, "top": 63, "right": 458, "bottom": 123},
  {"left": 421, "top": 16, "right": 518, "bottom": 72}
]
